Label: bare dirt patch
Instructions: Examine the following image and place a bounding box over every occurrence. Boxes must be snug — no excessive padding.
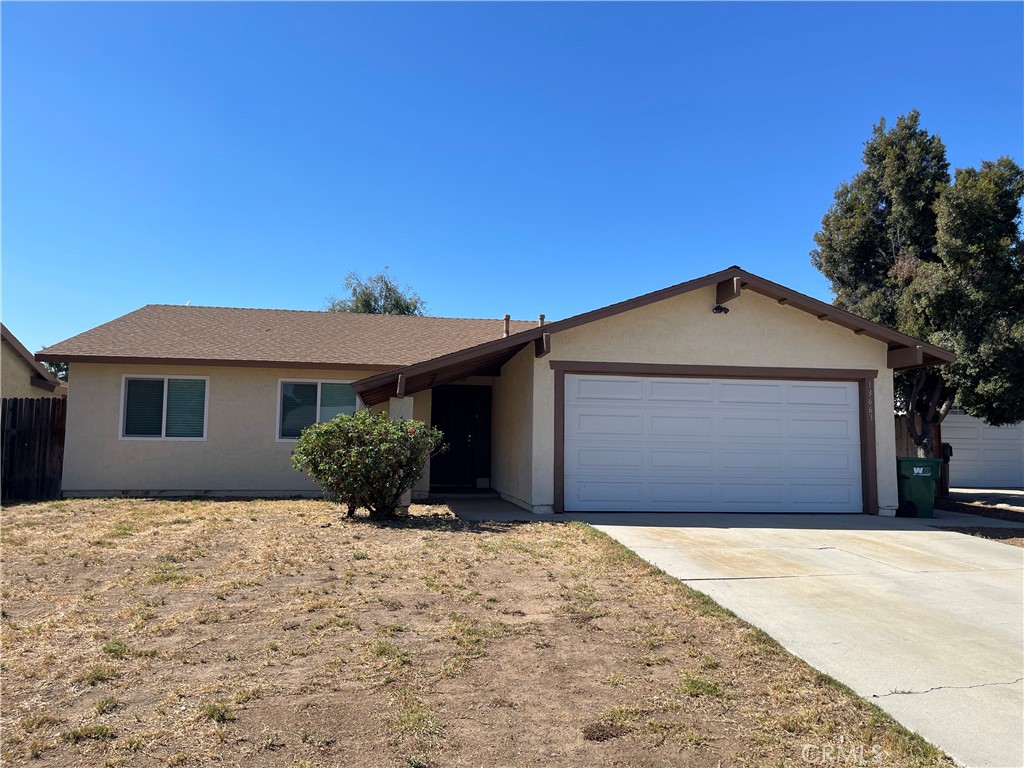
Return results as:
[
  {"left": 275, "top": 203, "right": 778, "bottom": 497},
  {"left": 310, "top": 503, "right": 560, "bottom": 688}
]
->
[
  {"left": 936, "top": 526, "right": 1024, "bottom": 548},
  {"left": 936, "top": 497, "right": 1024, "bottom": 524},
  {"left": 935, "top": 498, "right": 1024, "bottom": 547},
  {"left": 2, "top": 499, "right": 952, "bottom": 767}
]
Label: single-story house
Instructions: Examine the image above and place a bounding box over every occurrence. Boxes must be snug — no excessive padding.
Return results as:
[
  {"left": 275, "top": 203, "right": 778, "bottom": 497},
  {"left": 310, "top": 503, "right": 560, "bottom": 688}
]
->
[
  {"left": 37, "top": 266, "right": 953, "bottom": 515},
  {"left": 2, "top": 323, "right": 68, "bottom": 399}
]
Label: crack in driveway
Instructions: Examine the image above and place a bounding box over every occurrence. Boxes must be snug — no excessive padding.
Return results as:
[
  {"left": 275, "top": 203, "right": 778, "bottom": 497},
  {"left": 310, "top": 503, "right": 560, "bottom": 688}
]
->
[{"left": 871, "top": 677, "right": 1024, "bottom": 699}]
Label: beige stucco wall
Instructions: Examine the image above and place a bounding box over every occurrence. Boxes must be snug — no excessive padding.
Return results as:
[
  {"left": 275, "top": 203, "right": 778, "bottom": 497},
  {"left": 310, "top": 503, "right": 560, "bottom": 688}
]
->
[
  {"left": 1, "top": 339, "right": 66, "bottom": 399},
  {"left": 384, "top": 391, "right": 434, "bottom": 498},
  {"left": 63, "top": 363, "right": 389, "bottom": 496},
  {"left": 508, "top": 285, "right": 898, "bottom": 514},
  {"left": 491, "top": 346, "right": 535, "bottom": 507}
]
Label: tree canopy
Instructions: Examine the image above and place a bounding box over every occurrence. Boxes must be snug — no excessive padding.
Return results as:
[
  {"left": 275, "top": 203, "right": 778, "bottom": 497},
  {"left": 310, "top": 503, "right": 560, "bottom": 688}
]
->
[
  {"left": 811, "top": 110, "right": 1024, "bottom": 453},
  {"left": 42, "top": 361, "right": 68, "bottom": 381},
  {"left": 326, "top": 269, "right": 426, "bottom": 316}
]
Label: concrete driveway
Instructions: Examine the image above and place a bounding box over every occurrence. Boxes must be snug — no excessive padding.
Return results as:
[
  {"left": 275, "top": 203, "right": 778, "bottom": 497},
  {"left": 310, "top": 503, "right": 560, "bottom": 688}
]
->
[{"left": 572, "top": 510, "right": 1024, "bottom": 768}]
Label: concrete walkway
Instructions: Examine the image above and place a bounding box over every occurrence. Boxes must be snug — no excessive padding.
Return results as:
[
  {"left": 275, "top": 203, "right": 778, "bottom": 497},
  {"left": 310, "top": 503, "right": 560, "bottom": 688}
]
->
[{"left": 563, "top": 511, "right": 1024, "bottom": 768}]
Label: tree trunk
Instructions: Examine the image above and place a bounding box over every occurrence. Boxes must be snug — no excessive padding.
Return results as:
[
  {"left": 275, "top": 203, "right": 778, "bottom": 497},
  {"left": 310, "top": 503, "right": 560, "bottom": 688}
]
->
[{"left": 903, "top": 370, "right": 955, "bottom": 458}]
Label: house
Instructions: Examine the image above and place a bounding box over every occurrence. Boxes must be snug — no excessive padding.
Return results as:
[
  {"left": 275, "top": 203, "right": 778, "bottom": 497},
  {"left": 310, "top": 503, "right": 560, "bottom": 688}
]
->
[
  {"left": 36, "top": 266, "right": 953, "bottom": 515},
  {"left": 1, "top": 324, "right": 68, "bottom": 399}
]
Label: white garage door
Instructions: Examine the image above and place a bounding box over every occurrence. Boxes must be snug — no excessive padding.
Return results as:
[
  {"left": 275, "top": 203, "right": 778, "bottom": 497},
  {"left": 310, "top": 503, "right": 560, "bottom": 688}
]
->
[
  {"left": 564, "top": 375, "right": 863, "bottom": 513},
  {"left": 942, "top": 412, "right": 1024, "bottom": 488}
]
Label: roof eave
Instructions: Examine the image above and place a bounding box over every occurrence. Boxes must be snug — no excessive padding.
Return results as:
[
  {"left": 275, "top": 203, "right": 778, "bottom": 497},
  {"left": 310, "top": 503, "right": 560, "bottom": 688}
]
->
[
  {"left": 34, "top": 353, "right": 401, "bottom": 372},
  {"left": 353, "top": 266, "right": 956, "bottom": 405},
  {"left": 353, "top": 329, "right": 543, "bottom": 406},
  {"left": 2, "top": 323, "right": 65, "bottom": 387}
]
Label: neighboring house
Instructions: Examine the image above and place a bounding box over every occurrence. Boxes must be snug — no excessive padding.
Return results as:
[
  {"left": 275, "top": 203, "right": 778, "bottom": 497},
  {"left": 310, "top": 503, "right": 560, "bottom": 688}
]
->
[
  {"left": 37, "top": 266, "right": 953, "bottom": 515},
  {"left": 1, "top": 323, "right": 68, "bottom": 399},
  {"left": 941, "top": 408, "right": 1024, "bottom": 488}
]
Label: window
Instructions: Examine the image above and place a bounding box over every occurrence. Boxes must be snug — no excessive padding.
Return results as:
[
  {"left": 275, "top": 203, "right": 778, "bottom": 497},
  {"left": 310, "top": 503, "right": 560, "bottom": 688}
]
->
[
  {"left": 278, "top": 380, "right": 357, "bottom": 440},
  {"left": 121, "top": 376, "right": 208, "bottom": 439}
]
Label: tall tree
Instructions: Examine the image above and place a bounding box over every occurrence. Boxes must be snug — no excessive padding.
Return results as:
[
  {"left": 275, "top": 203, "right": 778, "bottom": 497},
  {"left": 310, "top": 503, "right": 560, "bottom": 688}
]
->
[
  {"left": 811, "top": 111, "right": 1024, "bottom": 456},
  {"left": 326, "top": 269, "right": 426, "bottom": 316},
  {"left": 42, "top": 361, "right": 68, "bottom": 381}
]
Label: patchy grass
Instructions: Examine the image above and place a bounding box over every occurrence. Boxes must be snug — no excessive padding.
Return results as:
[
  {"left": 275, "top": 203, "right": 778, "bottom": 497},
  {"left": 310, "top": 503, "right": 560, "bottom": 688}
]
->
[
  {"left": 0, "top": 498, "right": 953, "bottom": 767},
  {"left": 93, "top": 696, "right": 118, "bottom": 715},
  {"left": 59, "top": 724, "right": 114, "bottom": 743},
  {"left": 201, "top": 702, "right": 236, "bottom": 723}
]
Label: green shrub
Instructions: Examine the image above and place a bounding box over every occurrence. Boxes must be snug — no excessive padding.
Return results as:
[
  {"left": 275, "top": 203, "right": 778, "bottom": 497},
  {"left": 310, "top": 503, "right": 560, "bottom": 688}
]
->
[{"left": 291, "top": 410, "right": 443, "bottom": 519}]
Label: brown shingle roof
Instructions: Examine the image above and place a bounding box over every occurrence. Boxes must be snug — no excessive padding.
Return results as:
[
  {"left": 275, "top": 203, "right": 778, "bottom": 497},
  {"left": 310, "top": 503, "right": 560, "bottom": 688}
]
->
[{"left": 36, "top": 306, "right": 537, "bottom": 369}]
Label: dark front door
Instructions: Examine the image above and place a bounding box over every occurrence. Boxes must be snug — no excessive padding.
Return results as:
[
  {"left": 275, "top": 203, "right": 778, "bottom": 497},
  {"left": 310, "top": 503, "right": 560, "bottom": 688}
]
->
[{"left": 430, "top": 385, "right": 491, "bottom": 490}]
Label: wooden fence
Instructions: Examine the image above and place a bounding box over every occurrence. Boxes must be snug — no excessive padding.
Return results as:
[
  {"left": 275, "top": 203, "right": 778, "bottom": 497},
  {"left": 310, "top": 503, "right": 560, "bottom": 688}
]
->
[
  {"left": 894, "top": 415, "right": 943, "bottom": 457},
  {"left": 1, "top": 397, "right": 66, "bottom": 502}
]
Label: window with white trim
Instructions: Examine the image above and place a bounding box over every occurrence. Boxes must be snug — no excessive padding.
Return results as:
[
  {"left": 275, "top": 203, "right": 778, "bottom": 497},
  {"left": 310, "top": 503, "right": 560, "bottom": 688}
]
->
[
  {"left": 278, "top": 380, "right": 357, "bottom": 440},
  {"left": 121, "top": 376, "right": 208, "bottom": 439}
]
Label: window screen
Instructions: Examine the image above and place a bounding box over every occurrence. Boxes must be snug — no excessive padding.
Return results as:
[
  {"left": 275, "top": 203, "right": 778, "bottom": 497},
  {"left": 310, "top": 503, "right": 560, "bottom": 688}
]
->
[
  {"left": 319, "top": 383, "right": 357, "bottom": 422},
  {"left": 280, "top": 382, "right": 318, "bottom": 439},
  {"left": 124, "top": 379, "right": 164, "bottom": 437},
  {"left": 166, "top": 379, "right": 207, "bottom": 438}
]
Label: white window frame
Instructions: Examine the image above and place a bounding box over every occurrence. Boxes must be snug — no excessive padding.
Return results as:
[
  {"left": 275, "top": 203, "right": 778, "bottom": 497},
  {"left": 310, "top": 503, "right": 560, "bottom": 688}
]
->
[
  {"left": 275, "top": 378, "right": 362, "bottom": 442},
  {"left": 118, "top": 374, "right": 209, "bottom": 441}
]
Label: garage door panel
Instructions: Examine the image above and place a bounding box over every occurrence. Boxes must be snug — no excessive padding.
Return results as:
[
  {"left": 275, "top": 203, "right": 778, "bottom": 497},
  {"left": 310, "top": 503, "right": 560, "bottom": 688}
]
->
[
  {"left": 649, "top": 449, "right": 714, "bottom": 469},
  {"left": 986, "top": 448, "right": 1022, "bottom": 462},
  {"left": 720, "top": 449, "right": 784, "bottom": 470},
  {"left": 575, "top": 377, "right": 643, "bottom": 400},
  {"left": 564, "top": 375, "right": 862, "bottom": 513},
  {"left": 576, "top": 447, "right": 643, "bottom": 469},
  {"left": 720, "top": 482, "right": 786, "bottom": 504},
  {"left": 787, "top": 384, "right": 854, "bottom": 406},
  {"left": 650, "top": 415, "right": 713, "bottom": 436},
  {"left": 942, "top": 424, "right": 981, "bottom": 441},
  {"left": 790, "top": 416, "right": 854, "bottom": 439},
  {"left": 648, "top": 380, "right": 713, "bottom": 402},
  {"left": 952, "top": 446, "right": 981, "bottom": 462},
  {"left": 649, "top": 482, "right": 715, "bottom": 503},
  {"left": 719, "top": 382, "right": 784, "bottom": 404},
  {"left": 790, "top": 450, "right": 856, "bottom": 472},
  {"left": 574, "top": 412, "right": 643, "bottom": 435},
  {"left": 576, "top": 481, "right": 644, "bottom": 502},
  {"left": 981, "top": 426, "right": 1021, "bottom": 442},
  {"left": 791, "top": 483, "right": 856, "bottom": 505},
  {"left": 720, "top": 416, "right": 784, "bottom": 437}
]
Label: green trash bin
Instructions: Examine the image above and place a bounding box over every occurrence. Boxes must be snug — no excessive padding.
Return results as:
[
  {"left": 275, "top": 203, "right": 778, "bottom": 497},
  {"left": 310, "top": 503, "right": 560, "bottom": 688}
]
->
[{"left": 896, "top": 457, "right": 942, "bottom": 517}]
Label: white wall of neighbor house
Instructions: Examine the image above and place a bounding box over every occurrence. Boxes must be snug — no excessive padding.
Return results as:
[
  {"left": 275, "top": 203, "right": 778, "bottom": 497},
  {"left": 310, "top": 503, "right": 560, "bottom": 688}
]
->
[
  {"left": 62, "top": 362, "right": 389, "bottom": 496},
  {"left": 510, "top": 286, "right": 898, "bottom": 514}
]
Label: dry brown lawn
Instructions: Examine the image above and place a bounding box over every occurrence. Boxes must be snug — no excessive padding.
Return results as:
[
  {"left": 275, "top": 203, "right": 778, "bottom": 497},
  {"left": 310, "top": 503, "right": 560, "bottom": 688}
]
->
[{"left": 1, "top": 499, "right": 952, "bottom": 767}]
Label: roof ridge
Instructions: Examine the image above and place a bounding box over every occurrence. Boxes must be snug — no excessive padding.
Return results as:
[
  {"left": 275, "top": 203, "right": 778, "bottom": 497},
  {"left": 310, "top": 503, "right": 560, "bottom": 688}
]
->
[{"left": 140, "top": 304, "right": 536, "bottom": 323}]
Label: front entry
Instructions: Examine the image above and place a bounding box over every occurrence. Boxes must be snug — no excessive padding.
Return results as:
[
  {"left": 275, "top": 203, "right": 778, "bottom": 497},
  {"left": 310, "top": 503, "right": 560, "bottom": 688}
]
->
[{"left": 430, "top": 385, "right": 492, "bottom": 491}]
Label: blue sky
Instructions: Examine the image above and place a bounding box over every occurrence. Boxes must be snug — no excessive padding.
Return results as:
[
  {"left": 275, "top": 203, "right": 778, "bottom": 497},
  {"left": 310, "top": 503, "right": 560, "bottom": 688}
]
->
[{"left": 3, "top": 2, "right": 1022, "bottom": 355}]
